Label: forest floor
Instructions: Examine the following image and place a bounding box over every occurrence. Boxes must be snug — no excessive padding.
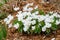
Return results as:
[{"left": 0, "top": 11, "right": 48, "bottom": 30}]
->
[{"left": 2, "top": 0, "right": 60, "bottom": 40}]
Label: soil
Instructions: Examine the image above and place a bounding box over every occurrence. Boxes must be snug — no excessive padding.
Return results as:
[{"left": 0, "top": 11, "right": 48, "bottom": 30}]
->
[
  {"left": 6, "top": 29, "right": 60, "bottom": 40},
  {"left": 1, "top": 0, "right": 60, "bottom": 40}
]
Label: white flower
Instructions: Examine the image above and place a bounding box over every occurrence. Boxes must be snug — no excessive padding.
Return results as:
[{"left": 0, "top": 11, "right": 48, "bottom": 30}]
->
[
  {"left": 38, "top": 15, "right": 45, "bottom": 22},
  {"left": 34, "top": 11, "right": 39, "bottom": 15},
  {"left": 45, "top": 14, "right": 49, "bottom": 18},
  {"left": 31, "top": 13, "right": 36, "bottom": 18},
  {"left": 53, "top": 13, "right": 58, "bottom": 17},
  {"left": 23, "top": 28, "right": 28, "bottom": 32},
  {"left": 32, "top": 26, "right": 35, "bottom": 30},
  {"left": 16, "top": 13, "right": 21, "bottom": 17},
  {"left": 27, "top": 8, "right": 33, "bottom": 12},
  {"left": 8, "top": 14, "right": 14, "bottom": 21},
  {"left": 26, "top": 17, "right": 32, "bottom": 21},
  {"left": 57, "top": 14, "right": 60, "bottom": 18},
  {"left": 42, "top": 27, "right": 46, "bottom": 32},
  {"left": 8, "top": 23, "right": 12, "bottom": 28},
  {"left": 13, "top": 7, "right": 19, "bottom": 11},
  {"left": 23, "top": 26, "right": 29, "bottom": 32},
  {"left": 45, "top": 22, "right": 51, "bottom": 28},
  {"left": 50, "top": 15, "right": 54, "bottom": 19},
  {"left": 27, "top": 12, "right": 31, "bottom": 16},
  {"left": 51, "top": 38, "right": 55, "bottom": 40},
  {"left": 14, "top": 23, "right": 19, "bottom": 29},
  {"left": 4, "top": 18, "right": 8, "bottom": 22},
  {"left": 16, "top": 14, "right": 23, "bottom": 21},
  {"left": 22, "top": 12, "right": 28, "bottom": 18},
  {"left": 23, "top": 27, "right": 27, "bottom": 32},
  {"left": 23, "top": 6, "right": 27, "bottom": 11},
  {"left": 44, "top": 18, "right": 54, "bottom": 23},
  {"left": 49, "top": 11, "right": 53, "bottom": 14},
  {"left": 26, "top": 3, "right": 33, "bottom": 7},
  {"left": 34, "top": 6, "right": 38, "bottom": 9},
  {"left": 24, "top": 20, "right": 31, "bottom": 27},
  {"left": 4, "top": 14, "right": 14, "bottom": 24},
  {"left": 6, "top": 20, "right": 11, "bottom": 24},
  {"left": 18, "top": 11, "right": 22, "bottom": 14},
  {"left": 40, "top": 15, "right": 45, "bottom": 20},
  {"left": 25, "top": 3, "right": 33, "bottom": 8},
  {"left": 38, "top": 18, "right": 42, "bottom": 22},
  {"left": 56, "top": 20, "right": 60, "bottom": 25},
  {"left": 17, "top": 17, "right": 23, "bottom": 21},
  {"left": 44, "top": 14, "right": 55, "bottom": 23},
  {"left": 31, "top": 20, "right": 36, "bottom": 25}
]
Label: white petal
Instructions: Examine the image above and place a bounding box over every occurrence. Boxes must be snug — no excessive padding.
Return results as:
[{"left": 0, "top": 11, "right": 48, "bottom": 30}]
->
[
  {"left": 34, "top": 6, "right": 38, "bottom": 9},
  {"left": 31, "top": 20, "right": 36, "bottom": 25},
  {"left": 8, "top": 14, "right": 14, "bottom": 20},
  {"left": 14, "top": 7, "right": 19, "bottom": 11},
  {"left": 14, "top": 23, "right": 19, "bottom": 29},
  {"left": 51, "top": 38, "right": 55, "bottom": 40},
  {"left": 6, "top": 20, "right": 10, "bottom": 24},
  {"left": 56, "top": 20, "right": 60, "bottom": 25},
  {"left": 4, "top": 18, "right": 8, "bottom": 22},
  {"left": 42, "top": 27, "right": 46, "bottom": 32},
  {"left": 35, "top": 11, "right": 39, "bottom": 15},
  {"left": 18, "top": 11, "right": 22, "bottom": 14},
  {"left": 23, "top": 27, "right": 29, "bottom": 32},
  {"left": 32, "top": 26, "right": 35, "bottom": 30},
  {"left": 45, "top": 22, "right": 51, "bottom": 28},
  {"left": 27, "top": 8, "right": 33, "bottom": 12},
  {"left": 8, "top": 23, "right": 12, "bottom": 28},
  {"left": 49, "top": 11, "right": 53, "bottom": 14}
]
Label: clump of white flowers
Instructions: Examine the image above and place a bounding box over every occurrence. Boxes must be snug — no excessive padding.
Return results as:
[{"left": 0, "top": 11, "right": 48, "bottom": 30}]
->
[{"left": 4, "top": 3, "right": 60, "bottom": 34}]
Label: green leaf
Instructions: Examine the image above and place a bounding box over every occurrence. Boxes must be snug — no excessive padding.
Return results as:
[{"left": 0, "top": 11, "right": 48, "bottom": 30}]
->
[
  {"left": 18, "top": 21, "right": 24, "bottom": 33},
  {"left": 36, "top": 19, "right": 39, "bottom": 24},
  {"left": 0, "top": 31, "right": 3, "bottom": 40},
  {"left": 0, "top": 3, "right": 3, "bottom": 6},
  {"left": 13, "top": 19, "right": 18, "bottom": 25},
  {"left": 2, "top": 25, "right": 7, "bottom": 38},
  {"left": 34, "top": 20, "right": 41, "bottom": 34},
  {"left": 31, "top": 8, "right": 39, "bottom": 13},
  {"left": 24, "top": 15, "right": 28, "bottom": 19},
  {"left": 40, "top": 21, "right": 45, "bottom": 27},
  {"left": 34, "top": 24, "right": 41, "bottom": 34},
  {"left": 39, "top": 10, "right": 45, "bottom": 15},
  {"left": 45, "top": 28, "right": 51, "bottom": 34},
  {"left": 51, "top": 16, "right": 59, "bottom": 30},
  {"left": 53, "top": 16, "right": 59, "bottom": 23},
  {"left": 31, "top": 8, "right": 45, "bottom": 15},
  {"left": 51, "top": 23, "right": 58, "bottom": 30},
  {"left": 27, "top": 26, "right": 31, "bottom": 34},
  {"left": 13, "top": 19, "right": 24, "bottom": 33},
  {"left": 0, "top": 24, "right": 7, "bottom": 40}
]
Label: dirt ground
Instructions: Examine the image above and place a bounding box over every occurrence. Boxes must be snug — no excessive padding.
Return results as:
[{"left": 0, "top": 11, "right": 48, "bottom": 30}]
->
[
  {"left": 6, "top": 28, "right": 60, "bottom": 40},
  {"left": 1, "top": 0, "right": 60, "bottom": 40}
]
